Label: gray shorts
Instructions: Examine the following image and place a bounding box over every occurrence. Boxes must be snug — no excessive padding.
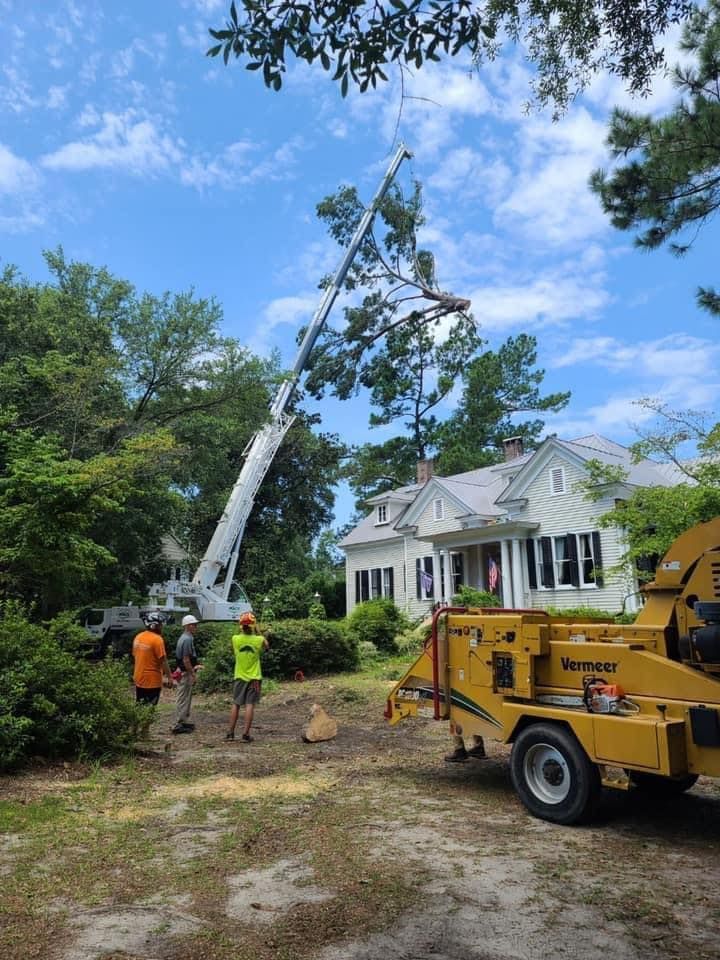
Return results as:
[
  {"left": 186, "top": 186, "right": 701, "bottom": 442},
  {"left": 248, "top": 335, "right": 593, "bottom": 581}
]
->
[{"left": 233, "top": 679, "right": 262, "bottom": 706}]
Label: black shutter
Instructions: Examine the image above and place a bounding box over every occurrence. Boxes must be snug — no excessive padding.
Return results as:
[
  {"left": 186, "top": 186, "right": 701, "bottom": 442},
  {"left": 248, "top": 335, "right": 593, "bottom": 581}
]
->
[
  {"left": 360, "top": 570, "right": 370, "bottom": 601},
  {"left": 371, "top": 568, "right": 382, "bottom": 597},
  {"left": 591, "top": 531, "right": 604, "bottom": 587},
  {"left": 387, "top": 567, "right": 394, "bottom": 599},
  {"left": 416, "top": 558, "right": 421, "bottom": 599},
  {"left": 525, "top": 539, "right": 537, "bottom": 589},
  {"left": 540, "top": 537, "right": 555, "bottom": 588},
  {"left": 355, "top": 570, "right": 360, "bottom": 604},
  {"left": 567, "top": 534, "right": 580, "bottom": 587}
]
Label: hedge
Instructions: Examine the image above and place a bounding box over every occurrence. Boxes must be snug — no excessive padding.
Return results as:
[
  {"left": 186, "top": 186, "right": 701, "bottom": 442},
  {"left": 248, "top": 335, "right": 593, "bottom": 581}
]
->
[{"left": 197, "top": 618, "right": 359, "bottom": 692}]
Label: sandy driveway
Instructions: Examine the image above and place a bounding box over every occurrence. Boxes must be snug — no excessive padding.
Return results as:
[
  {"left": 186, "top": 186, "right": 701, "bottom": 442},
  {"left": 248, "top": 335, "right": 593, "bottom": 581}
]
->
[{"left": 2, "top": 675, "right": 720, "bottom": 960}]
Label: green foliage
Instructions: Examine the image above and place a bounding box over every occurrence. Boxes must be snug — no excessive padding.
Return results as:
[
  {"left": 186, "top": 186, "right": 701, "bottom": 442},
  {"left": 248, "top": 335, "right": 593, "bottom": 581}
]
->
[
  {"left": 451, "top": 586, "right": 503, "bottom": 608},
  {"left": 582, "top": 403, "right": 720, "bottom": 579},
  {"left": 0, "top": 250, "right": 343, "bottom": 616},
  {"left": 436, "top": 335, "right": 570, "bottom": 476},
  {"left": 198, "top": 619, "right": 359, "bottom": 690},
  {"left": 394, "top": 622, "right": 430, "bottom": 657},
  {"left": 346, "top": 598, "right": 409, "bottom": 653},
  {"left": 0, "top": 611, "right": 143, "bottom": 771},
  {"left": 591, "top": 1, "right": 720, "bottom": 314},
  {"left": 194, "top": 623, "right": 238, "bottom": 692},
  {"left": 208, "top": 1, "right": 691, "bottom": 113}
]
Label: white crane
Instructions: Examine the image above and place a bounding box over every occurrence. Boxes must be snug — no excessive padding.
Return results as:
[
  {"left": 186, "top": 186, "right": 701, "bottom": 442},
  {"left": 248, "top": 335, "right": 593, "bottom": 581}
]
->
[{"left": 147, "top": 143, "right": 413, "bottom": 622}]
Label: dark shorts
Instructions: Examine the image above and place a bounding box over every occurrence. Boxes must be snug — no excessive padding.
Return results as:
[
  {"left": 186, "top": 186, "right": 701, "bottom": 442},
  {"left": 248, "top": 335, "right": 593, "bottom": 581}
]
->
[
  {"left": 233, "top": 679, "right": 262, "bottom": 706},
  {"left": 136, "top": 686, "right": 161, "bottom": 705}
]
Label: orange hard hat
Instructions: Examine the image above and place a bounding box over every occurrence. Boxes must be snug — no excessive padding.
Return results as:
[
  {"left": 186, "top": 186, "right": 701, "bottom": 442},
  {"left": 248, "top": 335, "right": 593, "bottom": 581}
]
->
[{"left": 239, "top": 611, "right": 256, "bottom": 625}]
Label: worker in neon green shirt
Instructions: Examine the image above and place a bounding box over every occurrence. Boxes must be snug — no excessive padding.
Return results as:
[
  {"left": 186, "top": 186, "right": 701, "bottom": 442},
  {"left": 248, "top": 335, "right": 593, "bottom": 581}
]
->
[{"left": 225, "top": 612, "right": 269, "bottom": 742}]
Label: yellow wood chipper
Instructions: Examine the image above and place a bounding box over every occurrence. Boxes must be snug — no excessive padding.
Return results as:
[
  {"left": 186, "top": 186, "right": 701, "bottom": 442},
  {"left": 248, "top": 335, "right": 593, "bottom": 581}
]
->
[{"left": 385, "top": 518, "right": 720, "bottom": 824}]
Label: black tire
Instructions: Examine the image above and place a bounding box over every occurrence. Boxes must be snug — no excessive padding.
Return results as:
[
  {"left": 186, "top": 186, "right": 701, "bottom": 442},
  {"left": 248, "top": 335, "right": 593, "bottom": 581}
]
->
[
  {"left": 510, "top": 723, "right": 601, "bottom": 825},
  {"left": 629, "top": 771, "right": 699, "bottom": 795}
]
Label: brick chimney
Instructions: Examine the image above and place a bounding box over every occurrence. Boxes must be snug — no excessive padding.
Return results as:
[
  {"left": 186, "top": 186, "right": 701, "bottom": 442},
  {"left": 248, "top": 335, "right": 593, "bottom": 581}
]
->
[
  {"left": 502, "top": 436, "right": 524, "bottom": 461},
  {"left": 416, "top": 458, "right": 435, "bottom": 484}
]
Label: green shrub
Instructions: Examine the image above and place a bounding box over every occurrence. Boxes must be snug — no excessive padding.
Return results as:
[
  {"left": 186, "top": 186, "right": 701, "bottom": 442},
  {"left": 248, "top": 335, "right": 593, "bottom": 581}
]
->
[
  {"left": 163, "top": 620, "right": 231, "bottom": 662},
  {"left": 346, "top": 598, "right": 409, "bottom": 653},
  {"left": 0, "top": 612, "right": 144, "bottom": 771},
  {"left": 452, "top": 586, "right": 502, "bottom": 608},
  {"left": 358, "top": 640, "right": 380, "bottom": 660},
  {"left": 545, "top": 605, "right": 617, "bottom": 621},
  {"left": 197, "top": 619, "right": 359, "bottom": 691},
  {"left": 394, "top": 623, "right": 430, "bottom": 657},
  {"left": 193, "top": 622, "right": 238, "bottom": 693}
]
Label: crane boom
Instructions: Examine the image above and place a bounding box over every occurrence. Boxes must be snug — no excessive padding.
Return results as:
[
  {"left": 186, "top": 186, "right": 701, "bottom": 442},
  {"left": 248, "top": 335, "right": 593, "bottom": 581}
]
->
[{"left": 150, "top": 143, "right": 412, "bottom": 621}]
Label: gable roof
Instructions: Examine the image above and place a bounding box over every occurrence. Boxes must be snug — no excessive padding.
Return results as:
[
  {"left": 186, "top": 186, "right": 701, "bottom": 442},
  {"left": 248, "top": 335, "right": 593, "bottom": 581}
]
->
[{"left": 339, "top": 433, "right": 690, "bottom": 548}]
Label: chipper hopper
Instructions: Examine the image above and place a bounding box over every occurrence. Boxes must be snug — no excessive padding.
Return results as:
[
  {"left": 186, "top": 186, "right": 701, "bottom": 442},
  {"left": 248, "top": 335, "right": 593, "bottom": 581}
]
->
[{"left": 386, "top": 518, "right": 720, "bottom": 824}]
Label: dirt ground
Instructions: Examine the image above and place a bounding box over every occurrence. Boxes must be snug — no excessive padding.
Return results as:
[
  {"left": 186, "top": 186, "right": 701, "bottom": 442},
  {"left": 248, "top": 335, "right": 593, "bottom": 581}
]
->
[{"left": 2, "top": 671, "right": 720, "bottom": 960}]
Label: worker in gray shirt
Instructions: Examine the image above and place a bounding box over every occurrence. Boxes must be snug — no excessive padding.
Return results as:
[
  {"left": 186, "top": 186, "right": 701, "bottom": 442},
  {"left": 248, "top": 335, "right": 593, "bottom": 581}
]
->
[{"left": 172, "top": 614, "right": 200, "bottom": 734}]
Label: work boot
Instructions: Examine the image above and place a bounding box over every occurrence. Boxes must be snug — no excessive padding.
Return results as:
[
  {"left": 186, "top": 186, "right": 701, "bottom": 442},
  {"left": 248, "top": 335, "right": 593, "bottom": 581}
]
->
[
  {"left": 171, "top": 723, "right": 193, "bottom": 735},
  {"left": 241, "top": 733, "right": 254, "bottom": 743},
  {"left": 224, "top": 731, "right": 235, "bottom": 741},
  {"left": 467, "top": 736, "right": 487, "bottom": 760},
  {"left": 444, "top": 745, "right": 468, "bottom": 763}
]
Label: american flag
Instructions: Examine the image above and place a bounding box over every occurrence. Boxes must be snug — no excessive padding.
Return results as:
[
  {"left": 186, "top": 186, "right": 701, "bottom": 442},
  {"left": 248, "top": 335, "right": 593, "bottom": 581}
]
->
[
  {"left": 488, "top": 557, "right": 499, "bottom": 592},
  {"left": 420, "top": 569, "right": 433, "bottom": 594}
]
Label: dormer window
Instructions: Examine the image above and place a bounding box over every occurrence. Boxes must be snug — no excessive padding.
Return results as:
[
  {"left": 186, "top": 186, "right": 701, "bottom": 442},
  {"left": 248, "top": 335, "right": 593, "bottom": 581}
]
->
[
  {"left": 376, "top": 504, "right": 388, "bottom": 525},
  {"left": 549, "top": 466, "right": 566, "bottom": 495},
  {"left": 433, "top": 498, "right": 444, "bottom": 520}
]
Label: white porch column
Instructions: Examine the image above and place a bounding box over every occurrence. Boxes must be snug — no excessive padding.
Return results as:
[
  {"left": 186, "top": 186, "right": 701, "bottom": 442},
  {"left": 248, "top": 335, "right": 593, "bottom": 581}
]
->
[
  {"left": 511, "top": 538, "right": 525, "bottom": 608},
  {"left": 500, "top": 539, "right": 514, "bottom": 607},
  {"left": 441, "top": 550, "right": 451, "bottom": 601},
  {"left": 476, "top": 544, "right": 486, "bottom": 590},
  {"left": 432, "top": 550, "right": 443, "bottom": 603}
]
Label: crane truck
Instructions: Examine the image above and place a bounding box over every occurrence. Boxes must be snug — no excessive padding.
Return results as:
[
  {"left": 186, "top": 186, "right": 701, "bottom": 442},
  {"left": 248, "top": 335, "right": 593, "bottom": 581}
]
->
[
  {"left": 83, "top": 144, "right": 413, "bottom": 652},
  {"left": 386, "top": 517, "right": 720, "bottom": 824}
]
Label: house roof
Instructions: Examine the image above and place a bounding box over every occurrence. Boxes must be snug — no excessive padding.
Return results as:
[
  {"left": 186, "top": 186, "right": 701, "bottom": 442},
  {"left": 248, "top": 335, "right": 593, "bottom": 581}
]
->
[{"left": 339, "top": 433, "right": 691, "bottom": 549}]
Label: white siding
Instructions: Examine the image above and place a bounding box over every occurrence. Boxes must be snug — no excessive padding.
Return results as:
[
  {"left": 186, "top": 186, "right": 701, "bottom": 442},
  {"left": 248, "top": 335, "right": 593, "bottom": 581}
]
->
[
  {"left": 517, "top": 453, "right": 634, "bottom": 613},
  {"left": 414, "top": 493, "right": 466, "bottom": 538}
]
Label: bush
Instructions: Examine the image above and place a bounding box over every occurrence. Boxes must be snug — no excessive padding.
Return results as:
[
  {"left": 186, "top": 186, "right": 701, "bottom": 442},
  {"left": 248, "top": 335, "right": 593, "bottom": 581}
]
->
[
  {"left": 0, "top": 612, "right": 144, "bottom": 771},
  {"left": 394, "top": 622, "right": 430, "bottom": 657},
  {"left": 163, "top": 620, "right": 231, "bottom": 663},
  {"left": 197, "top": 619, "right": 359, "bottom": 692},
  {"left": 346, "top": 598, "right": 409, "bottom": 653},
  {"left": 451, "top": 586, "right": 502, "bottom": 608}
]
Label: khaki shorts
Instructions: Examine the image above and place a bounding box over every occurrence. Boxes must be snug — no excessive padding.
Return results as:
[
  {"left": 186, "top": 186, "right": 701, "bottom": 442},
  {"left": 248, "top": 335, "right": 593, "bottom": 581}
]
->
[{"left": 233, "top": 679, "right": 262, "bottom": 706}]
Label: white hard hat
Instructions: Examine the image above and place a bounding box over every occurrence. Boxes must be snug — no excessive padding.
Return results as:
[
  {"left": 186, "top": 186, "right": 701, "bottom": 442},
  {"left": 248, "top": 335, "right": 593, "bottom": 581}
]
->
[{"left": 181, "top": 614, "right": 199, "bottom": 627}]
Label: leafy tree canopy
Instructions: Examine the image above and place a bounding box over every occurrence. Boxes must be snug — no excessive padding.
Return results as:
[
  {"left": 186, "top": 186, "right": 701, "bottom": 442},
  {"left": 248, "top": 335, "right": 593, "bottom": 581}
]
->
[
  {"left": 584, "top": 401, "right": 720, "bottom": 580},
  {"left": 591, "top": 0, "right": 720, "bottom": 315},
  {"left": 436, "top": 334, "right": 570, "bottom": 475},
  {"left": 0, "top": 250, "right": 341, "bottom": 616},
  {"left": 208, "top": 0, "right": 692, "bottom": 113}
]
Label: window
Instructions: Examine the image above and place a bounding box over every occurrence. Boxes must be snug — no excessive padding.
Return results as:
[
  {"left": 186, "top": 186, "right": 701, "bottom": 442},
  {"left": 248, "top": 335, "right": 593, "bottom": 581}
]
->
[
  {"left": 450, "top": 552, "right": 464, "bottom": 594},
  {"left": 433, "top": 498, "right": 444, "bottom": 520},
  {"left": 549, "top": 466, "right": 566, "bottom": 495},
  {"left": 376, "top": 504, "right": 388, "bottom": 524},
  {"left": 356, "top": 567, "right": 394, "bottom": 603},
  {"left": 528, "top": 532, "right": 604, "bottom": 590},
  {"left": 416, "top": 556, "right": 434, "bottom": 600},
  {"left": 553, "top": 535, "right": 574, "bottom": 585}
]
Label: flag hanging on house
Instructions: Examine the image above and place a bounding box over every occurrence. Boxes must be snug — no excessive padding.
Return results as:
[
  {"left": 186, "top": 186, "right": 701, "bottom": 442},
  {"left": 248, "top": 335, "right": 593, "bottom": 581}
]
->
[
  {"left": 420, "top": 569, "right": 433, "bottom": 594},
  {"left": 488, "top": 557, "right": 499, "bottom": 592}
]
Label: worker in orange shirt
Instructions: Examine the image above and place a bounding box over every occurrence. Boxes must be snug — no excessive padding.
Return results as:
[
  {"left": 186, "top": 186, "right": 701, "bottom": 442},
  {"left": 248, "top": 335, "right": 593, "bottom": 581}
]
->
[{"left": 132, "top": 612, "right": 174, "bottom": 705}]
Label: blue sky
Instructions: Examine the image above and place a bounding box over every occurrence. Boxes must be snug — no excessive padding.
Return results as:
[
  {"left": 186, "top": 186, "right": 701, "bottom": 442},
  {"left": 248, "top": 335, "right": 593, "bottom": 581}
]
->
[{"left": 2, "top": 0, "right": 718, "bottom": 529}]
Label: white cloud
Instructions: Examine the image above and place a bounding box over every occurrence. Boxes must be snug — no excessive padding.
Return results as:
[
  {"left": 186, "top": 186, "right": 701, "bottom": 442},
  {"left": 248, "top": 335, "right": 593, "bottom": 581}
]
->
[
  {"left": 0, "top": 66, "right": 38, "bottom": 113},
  {"left": 40, "top": 109, "right": 184, "bottom": 175},
  {"left": 0, "top": 143, "right": 38, "bottom": 195},
  {"left": 552, "top": 334, "right": 720, "bottom": 380},
  {"left": 47, "top": 84, "right": 69, "bottom": 110},
  {"left": 179, "top": 137, "right": 303, "bottom": 190},
  {"left": 248, "top": 293, "right": 319, "bottom": 355},
  {"left": 0, "top": 143, "right": 44, "bottom": 232},
  {"left": 468, "top": 267, "right": 609, "bottom": 333}
]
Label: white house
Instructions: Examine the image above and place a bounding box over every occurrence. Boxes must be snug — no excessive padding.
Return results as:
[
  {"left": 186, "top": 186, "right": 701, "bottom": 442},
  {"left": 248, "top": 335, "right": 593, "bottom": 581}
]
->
[{"left": 339, "top": 434, "right": 686, "bottom": 618}]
